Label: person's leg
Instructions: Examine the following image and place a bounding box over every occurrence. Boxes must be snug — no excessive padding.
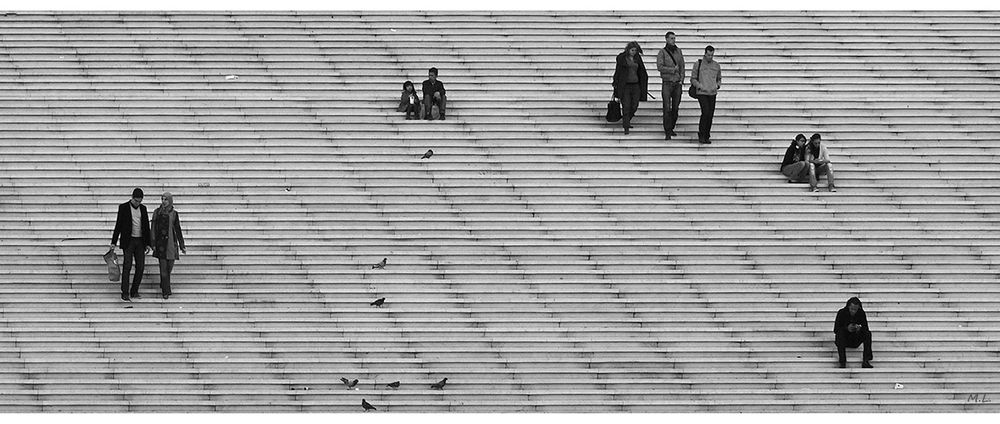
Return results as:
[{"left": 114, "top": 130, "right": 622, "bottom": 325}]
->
[
  {"left": 861, "top": 329, "right": 873, "bottom": 363},
  {"left": 668, "top": 82, "right": 682, "bottom": 134},
  {"left": 437, "top": 93, "right": 446, "bottom": 119},
  {"left": 835, "top": 332, "right": 848, "bottom": 365},
  {"left": 697, "top": 95, "right": 709, "bottom": 142},
  {"left": 808, "top": 163, "right": 818, "bottom": 191},
  {"left": 621, "top": 85, "right": 636, "bottom": 131},
  {"left": 130, "top": 241, "right": 144, "bottom": 297},
  {"left": 825, "top": 164, "right": 837, "bottom": 189},
  {"left": 704, "top": 95, "right": 717, "bottom": 141},
  {"left": 661, "top": 81, "right": 670, "bottom": 135},
  {"left": 121, "top": 241, "right": 134, "bottom": 298},
  {"left": 423, "top": 96, "right": 433, "bottom": 120},
  {"left": 159, "top": 259, "right": 173, "bottom": 296}
]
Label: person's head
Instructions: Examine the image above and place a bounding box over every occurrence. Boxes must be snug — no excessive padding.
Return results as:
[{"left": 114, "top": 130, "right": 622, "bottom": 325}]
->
[
  {"left": 402, "top": 80, "right": 414, "bottom": 93},
  {"left": 809, "top": 133, "right": 822, "bottom": 148},
  {"left": 160, "top": 192, "right": 174, "bottom": 210},
  {"left": 846, "top": 297, "right": 863, "bottom": 315},
  {"left": 130, "top": 188, "right": 144, "bottom": 207},
  {"left": 428, "top": 67, "right": 438, "bottom": 82},
  {"left": 624, "top": 41, "right": 642, "bottom": 57},
  {"left": 703, "top": 45, "right": 715, "bottom": 61},
  {"left": 665, "top": 31, "right": 676, "bottom": 47},
  {"left": 794, "top": 133, "right": 807, "bottom": 146}
]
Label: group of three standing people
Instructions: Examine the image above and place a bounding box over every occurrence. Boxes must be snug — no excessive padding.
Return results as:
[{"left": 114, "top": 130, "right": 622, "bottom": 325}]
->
[
  {"left": 612, "top": 32, "right": 721, "bottom": 144},
  {"left": 111, "top": 188, "right": 186, "bottom": 301}
]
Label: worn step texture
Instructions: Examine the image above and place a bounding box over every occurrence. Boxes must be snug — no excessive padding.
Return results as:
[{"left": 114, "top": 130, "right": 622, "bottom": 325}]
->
[{"left": 0, "top": 10, "right": 999, "bottom": 413}]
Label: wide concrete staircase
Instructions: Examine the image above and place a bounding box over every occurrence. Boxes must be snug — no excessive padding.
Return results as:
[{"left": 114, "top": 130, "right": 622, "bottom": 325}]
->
[{"left": 1, "top": 11, "right": 999, "bottom": 412}]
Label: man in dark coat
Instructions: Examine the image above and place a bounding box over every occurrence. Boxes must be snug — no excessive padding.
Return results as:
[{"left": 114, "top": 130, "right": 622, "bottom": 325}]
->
[
  {"left": 422, "top": 67, "right": 446, "bottom": 121},
  {"left": 111, "top": 188, "right": 151, "bottom": 302},
  {"left": 612, "top": 41, "right": 649, "bottom": 135},
  {"left": 834, "top": 297, "right": 874, "bottom": 368}
]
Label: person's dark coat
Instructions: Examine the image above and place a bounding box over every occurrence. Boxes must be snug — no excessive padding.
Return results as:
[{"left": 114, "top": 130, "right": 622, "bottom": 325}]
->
[
  {"left": 111, "top": 201, "right": 150, "bottom": 248},
  {"left": 781, "top": 141, "right": 806, "bottom": 170},
  {"left": 151, "top": 208, "right": 185, "bottom": 260},
  {"left": 834, "top": 297, "right": 870, "bottom": 335},
  {"left": 422, "top": 79, "right": 446, "bottom": 99},
  {"left": 612, "top": 52, "right": 649, "bottom": 101},
  {"left": 397, "top": 90, "right": 421, "bottom": 112}
]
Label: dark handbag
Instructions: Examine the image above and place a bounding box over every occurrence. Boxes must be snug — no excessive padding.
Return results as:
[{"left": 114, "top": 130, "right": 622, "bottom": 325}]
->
[
  {"left": 688, "top": 59, "right": 701, "bottom": 99},
  {"left": 103, "top": 247, "right": 120, "bottom": 282},
  {"left": 606, "top": 97, "right": 622, "bottom": 122}
]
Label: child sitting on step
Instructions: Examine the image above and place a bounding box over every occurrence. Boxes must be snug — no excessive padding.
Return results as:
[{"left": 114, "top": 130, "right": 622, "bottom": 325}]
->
[{"left": 397, "top": 80, "right": 421, "bottom": 120}]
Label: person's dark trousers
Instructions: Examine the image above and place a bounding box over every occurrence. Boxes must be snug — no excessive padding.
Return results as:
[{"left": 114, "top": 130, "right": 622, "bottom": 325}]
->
[
  {"left": 403, "top": 104, "right": 420, "bottom": 120},
  {"left": 661, "top": 81, "right": 682, "bottom": 134},
  {"left": 423, "top": 93, "right": 446, "bottom": 120},
  {"left": 158, "top": 259, "right": 174, "bottom": 296},
  {"left": 620, "top": 82, "right": 641, "bottom": 130},
  {"left": 121, "top": 238, "right": 145, "bottom": 297},
  {"left": 697, "top": 94, "right": 717, "bottom": 142},
  {"left": 836, "top": 329, "right": 873, "bottom": 364}
]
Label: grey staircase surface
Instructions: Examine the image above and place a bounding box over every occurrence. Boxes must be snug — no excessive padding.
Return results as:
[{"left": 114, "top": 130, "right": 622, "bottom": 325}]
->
[{"left": 1, "top": 11, "right": 999, "bottom": 412}]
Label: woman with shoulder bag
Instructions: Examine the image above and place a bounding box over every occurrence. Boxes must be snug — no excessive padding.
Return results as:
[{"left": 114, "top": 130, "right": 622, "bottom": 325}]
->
[
  {"left": 612, "top": 41, "right": 649, "bottom": 135},
  {"left": 151, "top": 192, "right": 186, "bottom": 300}
]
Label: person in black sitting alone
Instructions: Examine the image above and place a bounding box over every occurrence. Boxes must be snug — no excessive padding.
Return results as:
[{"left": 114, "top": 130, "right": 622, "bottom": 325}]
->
[
  {"left": 834, "top": 297, "right": 874, "bottom": 368},
  {"left": 422, "top": 67, "right": 446, "bottom": 121}
]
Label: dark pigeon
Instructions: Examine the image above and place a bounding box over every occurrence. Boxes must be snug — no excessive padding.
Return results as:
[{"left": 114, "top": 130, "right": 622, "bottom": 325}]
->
[
  {"left": 372, "top": 258, "right": 387, "bottom": 269},
  {"left": 341, "top": 377, "right": 359, "bottom": 389},
  {"left": 387, "top": 381, "right": 400, "bottom": 388},
  {"left": 430, "top": 378, "right": 447, "bottom": 390},
  {"left": 421, "top": 149, "right": 433, "bottom": 159},
  {"left": 371, "top": 297, "right": 386, "bottom": 307},
  {"left": 362, "top": 399, "right": 376, "bottom": 412}
]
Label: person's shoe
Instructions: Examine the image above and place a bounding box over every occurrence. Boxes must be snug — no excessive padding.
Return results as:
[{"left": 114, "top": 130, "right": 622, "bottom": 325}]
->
[
  {"left": 698, "top": 139, "right": 709, "bottom": 144},
  {"left": 121, "top": 295, "right": 131, "bottom": 302},
  {"left": 670, "top": 131, "right": 677, "bottom": 136},
  {"left": 830, "top": 186, "right": 838, "bottom": 192},
  {"left": 862, "top": 361, "right": 873, "bottom": 368},
  {"left": 626, "top": 124, "right": 633, "bottom": 129},
  {"left": 811, "top": 187, "right": 819, "bottom": 193},
  {"left": 664, "top": 134, "right": 671, "bottom": 140},
  {"left": 131, "top": 293, "right": 141, "bottom": 299},
  {"left": 624, "top": 128, "right": 630, "bottom": 135},
  {"left": 838, "top": 362, "right": 846, "bottom": 369},
  {"left": 162, "top": 293, "right": 170, "bottom": 300},
  {"left": 439, "top": 115, "right": 445, "bottom": 121}
]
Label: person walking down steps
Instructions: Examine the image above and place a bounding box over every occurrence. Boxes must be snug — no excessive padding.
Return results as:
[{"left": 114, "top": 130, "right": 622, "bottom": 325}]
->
[
  {"left": 612, "top": 41, "right": 649, "bottom": 135},
  {"left": 111, "top": 187, "right": 151, "bottom": 302},
  {"left": 151, "top": 192, "right": 186, "bottom": 300}
]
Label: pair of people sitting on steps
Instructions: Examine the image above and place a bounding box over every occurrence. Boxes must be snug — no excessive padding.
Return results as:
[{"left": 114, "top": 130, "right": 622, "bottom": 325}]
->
[
  {"left": 781, "top": 133, "right": 837, "bottom": 192},
  {"left": 398, "top": 67, "right": 446, "bottom": 121}
]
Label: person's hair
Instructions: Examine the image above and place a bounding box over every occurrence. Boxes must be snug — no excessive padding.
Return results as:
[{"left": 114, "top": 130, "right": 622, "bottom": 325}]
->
[
  {"left": 705, "top": 45, "right": 715, "bottom": 53},
  {"left": 665, "top": 31, "right": 675, "bottom": 39},
  {"left": 428, "top": 67, "right": 438, "bottom": 76},
  {"left": 402, "top": 80, "right": 414, "bottom": 92},
  {"left": 810, "top": 133, "right": 822, "bottom": 141},
  {"left": 794, "top": 134, "right": 807, "bottom": 142},
  {"left": 846, "top": 297, "right": 862, "bottom": 308},
  {"left": 624, "top": 41, "right": 643, "bottom": 55}
]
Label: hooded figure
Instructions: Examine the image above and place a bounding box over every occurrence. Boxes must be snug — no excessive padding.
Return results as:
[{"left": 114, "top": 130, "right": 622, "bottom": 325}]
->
[{"left": 834, "top": 297, "right": 873, "bottom": 368}]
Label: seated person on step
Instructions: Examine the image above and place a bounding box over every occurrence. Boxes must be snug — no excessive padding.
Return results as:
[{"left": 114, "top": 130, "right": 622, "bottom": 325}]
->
[
  {"left": 780, "top": 134, "right": 810, "bottom": 186},
  {"left": 398, "top": 80, "right": 422, "bottom": 120},
  {"left": 806, "top": 133, "right": 836, "bottom": 193},
  {"left": 422, "top": 67, "right": 446, "bottom": 121},
  {"left": 834, "top": 297, "right": 873, "bottom": 369}
]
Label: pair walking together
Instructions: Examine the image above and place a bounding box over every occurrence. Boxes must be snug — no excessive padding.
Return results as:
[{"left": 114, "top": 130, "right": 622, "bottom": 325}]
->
[
  {"left": 612, "top": 32, "right": 721, "bottom": 143},
  {"left": 111, "top": 188, "right": 186, "bottom": 301}
]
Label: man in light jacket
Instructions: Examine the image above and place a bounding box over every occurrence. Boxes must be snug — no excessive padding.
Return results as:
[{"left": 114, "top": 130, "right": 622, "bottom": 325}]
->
[
  {"left": 690, "top": 45, "right": 722, "bottom": 144},
  {"left": 807, "top": 133, "right": 837, "bottom": 192},
  {"left": 656, "top": 32, "right": 684, "bottom": 141}
]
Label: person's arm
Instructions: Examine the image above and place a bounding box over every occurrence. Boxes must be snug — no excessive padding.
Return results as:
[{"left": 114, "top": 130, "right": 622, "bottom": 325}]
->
[
  {"left": 149, "top": 210, "right": 157, "bottom": 245},
  {"left": 437, "top": 81, "right": 445, "bottom": 96},
  {"left": 834, "top": 310, "right": 849, "bottom": 334},
  {"left": 690, "top": 60, "right": 700, "bottom": 89},
  {"left": 656, "top": 49, "right": 669, "bottom": 74},
  {"left": 717, "top": 64, "right": 722, "bottom": 89},
  {"left": 175, "top": 212, "right": 186, "bottom": 253},
  {"left": 110, "top": 204, "right": 122, "bottom": 246}
]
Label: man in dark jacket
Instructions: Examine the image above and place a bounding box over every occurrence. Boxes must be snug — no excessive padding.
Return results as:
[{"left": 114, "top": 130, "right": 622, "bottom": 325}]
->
[
  {"left": 834, "top": 297, "right": 874, "bottom": 368},
  {"left": 111, "top": 188, "right": 151, "bottom": 302},
  {"left": 612, "top": 41, "right": 649, "bottom": 135},
  {"left": 422, "top": 67, "right": 446, "bottom": 121}
]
